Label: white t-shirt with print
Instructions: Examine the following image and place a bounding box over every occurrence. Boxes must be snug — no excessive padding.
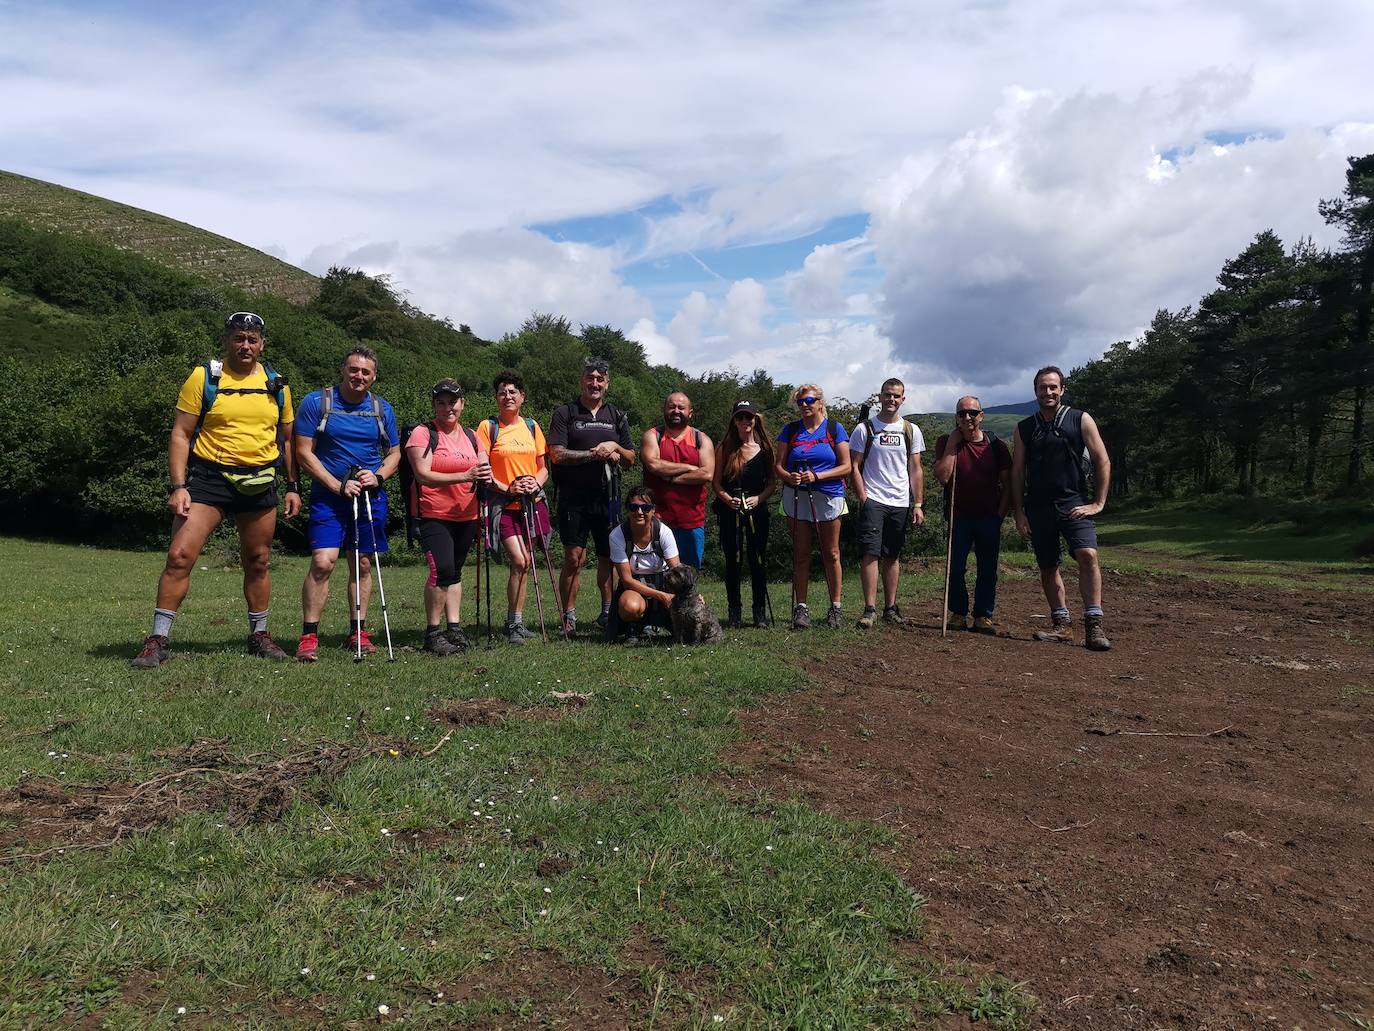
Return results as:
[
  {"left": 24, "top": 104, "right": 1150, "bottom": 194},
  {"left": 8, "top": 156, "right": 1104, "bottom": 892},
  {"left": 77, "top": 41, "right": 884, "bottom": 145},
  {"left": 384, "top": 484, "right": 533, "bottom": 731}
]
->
[
  {"left": 849, "top": 417, "right": 925, "bottom": 509},
  {"left": 608, "top": 521, "right": 680, "bottom": 576}
]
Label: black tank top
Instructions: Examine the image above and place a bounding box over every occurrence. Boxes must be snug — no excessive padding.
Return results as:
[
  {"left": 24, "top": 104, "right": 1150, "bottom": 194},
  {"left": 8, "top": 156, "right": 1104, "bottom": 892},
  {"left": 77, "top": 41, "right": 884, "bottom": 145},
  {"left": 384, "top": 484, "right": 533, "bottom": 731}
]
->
[{"left": 1017, "top": 407, "right": 1089, "bottom": 513}]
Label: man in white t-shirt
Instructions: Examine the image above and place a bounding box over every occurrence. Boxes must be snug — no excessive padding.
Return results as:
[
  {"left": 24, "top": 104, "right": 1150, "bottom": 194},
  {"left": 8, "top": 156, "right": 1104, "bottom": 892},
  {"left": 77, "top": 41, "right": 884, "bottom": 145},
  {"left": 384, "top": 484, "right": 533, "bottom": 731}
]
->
[{"left": 849, "top": 378, "right": 925, "bottom": 628}]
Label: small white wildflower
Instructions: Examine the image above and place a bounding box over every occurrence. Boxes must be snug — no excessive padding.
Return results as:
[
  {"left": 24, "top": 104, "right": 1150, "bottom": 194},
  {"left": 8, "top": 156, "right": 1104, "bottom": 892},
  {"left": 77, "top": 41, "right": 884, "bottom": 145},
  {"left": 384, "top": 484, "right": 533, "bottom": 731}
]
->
[
  {"left": 478, "top": 862, "right": 485, "bottom": 868},
  {"left": 300, "top": 967, "right": 310, "bottom": 974},
  {"left": 613, "top": 846, "right": 621, "bottom": 852},
  {"left": 366, "top": 973, "right": 376, "bottom": 981},
  {"left": 176, "top": 1007, "right": 187, "bottom": 1015},
  {"left": 713, "top": 1017, "right": 725, "bottom": 1025},
  {"left": 377, "top": 1003, "right": 390, "bottom": 1015},
  {"left": 454, "top": 895, "right": 465, "bottom": 902},
  {"left": 538, "top": 908, "right": 549, "bottom": 917},
  {"left": 765, "top": 845, "right": 774, "bottom": 851},
  {"left": 543, "top": 887, "right": 551, "bottom": 894}
]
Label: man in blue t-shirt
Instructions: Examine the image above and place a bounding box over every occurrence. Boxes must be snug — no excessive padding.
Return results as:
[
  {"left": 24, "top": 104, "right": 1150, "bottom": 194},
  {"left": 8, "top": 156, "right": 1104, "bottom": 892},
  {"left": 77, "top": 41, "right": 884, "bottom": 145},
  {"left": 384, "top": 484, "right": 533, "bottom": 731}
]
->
[{"left": 293, "top": 347, "right": 401, "bottom": 660}]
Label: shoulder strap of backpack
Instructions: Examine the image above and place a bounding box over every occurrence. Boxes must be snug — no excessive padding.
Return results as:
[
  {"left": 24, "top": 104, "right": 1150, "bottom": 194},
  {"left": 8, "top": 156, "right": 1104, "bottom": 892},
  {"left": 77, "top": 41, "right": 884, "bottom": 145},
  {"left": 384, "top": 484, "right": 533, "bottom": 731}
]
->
[
  {"left": 370, "top": 394, "right": 386, "bottom": 443},
  {"left": 651, "top": 517, "right": 665, "bottom": 560},
  {"left": 858, "top": 417, "right": 878, "bottom": 472},
  {"left": 825, "top": 418, "right": 838, "bottom": 446},
  {"left": 488, "top": 416, "right": 500, "bottom": 444},
  {"left": 317, "top": 386, "right": 334, "bottom": 433},
  {"left": 463, "top": 426, "right": 477, "bottom": 453},
  {"left": 194, "top": 361, "right": 221, "bottom": 438},
  {"left": 524, "top": 417, "right": 536, "bottom": 435}
]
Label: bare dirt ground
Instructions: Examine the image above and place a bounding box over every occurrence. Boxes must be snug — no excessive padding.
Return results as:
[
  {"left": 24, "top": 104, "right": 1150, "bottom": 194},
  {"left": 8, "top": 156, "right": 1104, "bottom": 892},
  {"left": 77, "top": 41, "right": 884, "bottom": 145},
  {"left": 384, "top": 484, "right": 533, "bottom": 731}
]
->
[{"left": 726, "top": 564, "right": 1374, "bottom": 1029}]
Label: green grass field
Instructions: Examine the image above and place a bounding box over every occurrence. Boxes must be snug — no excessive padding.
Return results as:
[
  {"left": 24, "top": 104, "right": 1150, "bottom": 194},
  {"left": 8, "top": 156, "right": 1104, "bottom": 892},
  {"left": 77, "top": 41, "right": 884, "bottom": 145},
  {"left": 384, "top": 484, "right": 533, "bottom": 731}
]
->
[
  {"left": 0, "top": 538, "right": 1028, "bottom": 1028},
  {"left": 1097, "top": 496, "right": 1374, "bottom": 591},
  {"left": 1, "top": 170, "right": 319, "bottom": 305}
]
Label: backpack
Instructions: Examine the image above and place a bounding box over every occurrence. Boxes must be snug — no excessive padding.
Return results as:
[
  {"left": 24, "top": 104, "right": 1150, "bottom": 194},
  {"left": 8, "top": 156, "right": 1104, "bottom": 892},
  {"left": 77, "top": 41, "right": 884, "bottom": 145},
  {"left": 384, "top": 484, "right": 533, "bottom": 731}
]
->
[
  {"left": 316, "top": 387, "right": 387, "bottom": 445},
  {"left": 856, "top": 416, "right": 915, "bottom": 473},
  {"left": 653, "top": 425, "right": 703, "bottom": 450},
  {"left": 399, "top": 420, "right": 480, "bottom": 546},
  {"left": 779, "top": 417, "right": 840, "bottom": 471},
  {"left": 618, "top": 516, "right": 666, "bottom": 569},
  {"left": 1018, "top": 406, "right": 1092, "bottom": 496},
  {"left": 194, "top": 359, "right": 288, "bottom": 450},
  {"left": 487, "top": 416, "right": 537, "bottom": 448}
]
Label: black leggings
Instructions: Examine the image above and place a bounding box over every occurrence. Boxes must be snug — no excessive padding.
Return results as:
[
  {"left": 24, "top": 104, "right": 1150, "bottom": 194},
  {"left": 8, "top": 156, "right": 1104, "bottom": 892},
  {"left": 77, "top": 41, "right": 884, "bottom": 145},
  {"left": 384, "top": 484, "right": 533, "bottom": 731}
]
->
[
  {"left": 717, "top": 505, "right": 770, "bottom": 613},
  {"left": 420, "top": 518, "right": 479, "bottom": 589}
]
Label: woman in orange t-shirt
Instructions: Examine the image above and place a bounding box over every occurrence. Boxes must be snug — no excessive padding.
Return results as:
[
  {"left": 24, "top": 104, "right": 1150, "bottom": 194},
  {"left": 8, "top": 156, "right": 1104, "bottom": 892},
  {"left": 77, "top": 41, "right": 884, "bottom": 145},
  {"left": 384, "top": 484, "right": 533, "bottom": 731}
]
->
[
  {"left": 475, "top": 370, "right": 551, "bottom": 644},
  {"left": 406, "top": 378, "right": 492, "bottom": 656}
]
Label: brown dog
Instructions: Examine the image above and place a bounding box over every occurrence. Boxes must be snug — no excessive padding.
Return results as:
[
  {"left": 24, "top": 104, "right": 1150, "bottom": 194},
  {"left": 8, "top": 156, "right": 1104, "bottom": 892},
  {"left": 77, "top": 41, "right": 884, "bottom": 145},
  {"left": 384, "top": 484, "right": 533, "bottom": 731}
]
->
[{"left": 661, "top": 565, "right": 725, "bottom": 645}]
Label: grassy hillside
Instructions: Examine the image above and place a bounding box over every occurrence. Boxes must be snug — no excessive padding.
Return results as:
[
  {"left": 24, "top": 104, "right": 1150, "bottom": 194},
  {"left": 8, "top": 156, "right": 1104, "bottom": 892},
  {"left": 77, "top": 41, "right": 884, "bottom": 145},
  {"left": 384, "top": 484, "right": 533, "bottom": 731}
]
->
[
  {"left": 0, "top": 283, "right": 97, "bottom": 360},
  {"left": 911, "top": 412, "right": 1021, "bottom": 443},
  {"left": 0, "top": 170, "right": 318, "bottom": 304}
]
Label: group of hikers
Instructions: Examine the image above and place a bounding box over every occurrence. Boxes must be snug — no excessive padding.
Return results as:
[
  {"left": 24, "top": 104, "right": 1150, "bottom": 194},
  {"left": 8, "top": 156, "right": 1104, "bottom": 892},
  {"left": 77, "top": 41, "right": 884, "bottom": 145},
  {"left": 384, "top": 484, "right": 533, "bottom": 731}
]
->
[{"left": 131, "top": 311, "right": 1114, "bottom": 669}]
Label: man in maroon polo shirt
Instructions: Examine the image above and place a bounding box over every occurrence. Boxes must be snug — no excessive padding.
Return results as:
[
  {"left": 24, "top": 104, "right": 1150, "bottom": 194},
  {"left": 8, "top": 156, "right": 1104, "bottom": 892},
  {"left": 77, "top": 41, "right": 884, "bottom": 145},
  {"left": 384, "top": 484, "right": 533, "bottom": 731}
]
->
[
  {"left": 933, "top": 396, "right": 1013, "bottom": 634},
  {"left": 641, "top": 391, "right": 715, "bottom": 567}
]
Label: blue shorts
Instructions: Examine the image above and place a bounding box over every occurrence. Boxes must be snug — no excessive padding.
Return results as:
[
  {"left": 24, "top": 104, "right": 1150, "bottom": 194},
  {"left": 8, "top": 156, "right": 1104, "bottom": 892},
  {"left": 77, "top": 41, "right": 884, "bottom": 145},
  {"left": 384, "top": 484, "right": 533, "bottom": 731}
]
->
[
  {"left": 308, "top": 488, "right": 390, "bottom": 553},
  {"left": 1028, "top": 508, "right": 1096, "bottom": 569},
  {"left": 670, "top": 525, "right": 705, "bottom": 568}
]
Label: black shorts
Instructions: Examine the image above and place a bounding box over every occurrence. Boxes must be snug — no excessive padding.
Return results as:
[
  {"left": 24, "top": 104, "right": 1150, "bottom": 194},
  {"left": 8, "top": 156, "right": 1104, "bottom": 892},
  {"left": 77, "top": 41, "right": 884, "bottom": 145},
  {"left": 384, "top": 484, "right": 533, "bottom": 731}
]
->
[
  {"left": 419, "top": 517, "right": 479, "bottom": 589},
  {"left": 857, "top": 500, "right": 909, "bottom": 559},
  {"left": 1028, "top": 508, "right": 1098, "bottom": 569},
  {"left": 186, "top": 459, "right": 278, "bottom": 514},
  {"left": 557, "top": 490, "right": 613, "bottom": 554}
]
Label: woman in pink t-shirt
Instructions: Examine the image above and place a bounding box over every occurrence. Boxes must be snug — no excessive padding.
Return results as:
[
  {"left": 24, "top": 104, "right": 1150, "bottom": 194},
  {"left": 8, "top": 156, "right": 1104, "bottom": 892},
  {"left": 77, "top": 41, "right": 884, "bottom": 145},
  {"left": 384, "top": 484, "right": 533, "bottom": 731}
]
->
[{"left": 406, "top": 379, "right": 491, "bottom": 655}]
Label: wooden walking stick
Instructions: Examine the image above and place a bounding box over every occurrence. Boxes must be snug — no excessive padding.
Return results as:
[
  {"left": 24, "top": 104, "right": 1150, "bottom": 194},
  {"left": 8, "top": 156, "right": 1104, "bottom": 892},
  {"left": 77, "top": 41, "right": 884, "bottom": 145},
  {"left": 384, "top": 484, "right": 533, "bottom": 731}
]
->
[{"left": 941, "top": 453, "right": 958, "bottom": 639}]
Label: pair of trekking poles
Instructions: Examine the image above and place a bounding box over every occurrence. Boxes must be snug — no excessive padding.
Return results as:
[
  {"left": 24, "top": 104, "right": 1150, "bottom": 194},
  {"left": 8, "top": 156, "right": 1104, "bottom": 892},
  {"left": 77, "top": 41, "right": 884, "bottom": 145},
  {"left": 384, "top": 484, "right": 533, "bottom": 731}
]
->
[
  {"left": 733, "top": 488, "right": 775, "bottom": 626},
  {"left": 473, "top": 488, "right": 560, "bottom": 645},
  {"left": 346, "top": 467, "right": 395, "bottom": 663}
]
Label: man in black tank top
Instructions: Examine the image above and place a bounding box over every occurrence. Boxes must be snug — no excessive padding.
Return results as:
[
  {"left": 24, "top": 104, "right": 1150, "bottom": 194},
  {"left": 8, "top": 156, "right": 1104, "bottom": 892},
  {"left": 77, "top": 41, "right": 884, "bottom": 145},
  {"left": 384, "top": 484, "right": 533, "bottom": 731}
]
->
[{"left": 1011, "top": 366, "right": 1113, "bottom": 651}]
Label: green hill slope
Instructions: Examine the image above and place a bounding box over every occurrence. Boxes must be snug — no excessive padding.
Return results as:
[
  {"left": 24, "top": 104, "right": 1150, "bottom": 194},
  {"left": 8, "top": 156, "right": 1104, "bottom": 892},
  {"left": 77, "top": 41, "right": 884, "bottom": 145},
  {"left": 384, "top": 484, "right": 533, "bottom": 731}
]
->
[{"left": 0, "top": 170, "right": 318, "bottom": 304}]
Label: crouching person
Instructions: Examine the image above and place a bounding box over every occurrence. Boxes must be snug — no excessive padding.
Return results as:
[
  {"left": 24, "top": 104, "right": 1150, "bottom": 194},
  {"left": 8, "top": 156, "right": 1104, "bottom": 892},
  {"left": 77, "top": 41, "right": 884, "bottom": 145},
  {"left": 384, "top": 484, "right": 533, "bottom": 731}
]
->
[{"left": 603, "top": 486, "right": 681, "bottom": 643}]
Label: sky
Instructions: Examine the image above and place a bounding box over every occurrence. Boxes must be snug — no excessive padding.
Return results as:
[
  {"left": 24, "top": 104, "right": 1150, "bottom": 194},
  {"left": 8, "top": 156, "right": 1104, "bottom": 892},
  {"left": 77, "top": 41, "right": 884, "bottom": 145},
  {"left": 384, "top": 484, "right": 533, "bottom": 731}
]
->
[{"left": 3, "top": 0, "right": 1373, "bottom": 411}]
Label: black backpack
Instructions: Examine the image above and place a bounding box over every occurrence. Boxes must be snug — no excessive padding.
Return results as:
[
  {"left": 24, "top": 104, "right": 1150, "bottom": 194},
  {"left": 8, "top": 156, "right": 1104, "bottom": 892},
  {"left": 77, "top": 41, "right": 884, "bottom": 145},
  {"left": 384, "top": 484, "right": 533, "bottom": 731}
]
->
[
  {"left": 399, "top": 420, "right": 479, "bottom": 546},
  {"left": 779, "top": 417, "right": 841, "bottom": 471},
  {"left": 618, "top": 516, "right": 666, "bottom": 567}
]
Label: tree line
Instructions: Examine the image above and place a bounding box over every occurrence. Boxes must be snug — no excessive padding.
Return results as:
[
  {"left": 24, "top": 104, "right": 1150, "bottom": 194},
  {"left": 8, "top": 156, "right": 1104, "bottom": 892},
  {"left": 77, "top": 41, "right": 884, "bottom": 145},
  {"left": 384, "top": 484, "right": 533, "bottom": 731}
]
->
[{"left": 1067, "top": 153, "right": 1374, "bottom": 498}]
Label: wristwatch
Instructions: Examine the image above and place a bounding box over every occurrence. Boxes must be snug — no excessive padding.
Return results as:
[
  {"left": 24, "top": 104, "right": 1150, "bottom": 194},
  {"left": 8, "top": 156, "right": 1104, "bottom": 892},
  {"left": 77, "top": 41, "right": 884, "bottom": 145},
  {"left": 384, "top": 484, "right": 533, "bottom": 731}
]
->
[
  {"left": 285, "top": 480, "right": 300, "bottom": 494},
  {"left": 912, "top": 501, "right": 923, "bottom": 508},
  {"left": 168, "top": 482, "right": 188, "bottom": 493}
]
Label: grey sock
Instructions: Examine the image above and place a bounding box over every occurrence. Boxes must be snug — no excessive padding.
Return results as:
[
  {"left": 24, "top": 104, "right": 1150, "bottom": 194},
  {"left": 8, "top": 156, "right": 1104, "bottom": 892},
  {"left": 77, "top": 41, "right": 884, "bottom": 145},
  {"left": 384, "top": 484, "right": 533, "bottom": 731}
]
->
[
  {"left": 152, "top": 608, "right": 176, "bottom": 639},
  {"left": 248, "top": 609, "right": 269, "bottom": 634},
  {"left": 1085, "top": 605, "right": 1104, "bottom": 618},
  {"left": 1051, "top": 607, "right": 1070, "bottom": 622},
  {"left": 507, "top": 611, "right": 524, "bottom": 627}
]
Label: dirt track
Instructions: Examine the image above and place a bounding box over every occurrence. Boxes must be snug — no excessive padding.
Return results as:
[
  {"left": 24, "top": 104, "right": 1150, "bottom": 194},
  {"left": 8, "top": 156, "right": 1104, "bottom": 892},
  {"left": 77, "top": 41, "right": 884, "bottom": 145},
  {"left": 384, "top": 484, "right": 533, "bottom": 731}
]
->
[{"left": 727, "top": 564, "right": 1374, "bottom": 1028}]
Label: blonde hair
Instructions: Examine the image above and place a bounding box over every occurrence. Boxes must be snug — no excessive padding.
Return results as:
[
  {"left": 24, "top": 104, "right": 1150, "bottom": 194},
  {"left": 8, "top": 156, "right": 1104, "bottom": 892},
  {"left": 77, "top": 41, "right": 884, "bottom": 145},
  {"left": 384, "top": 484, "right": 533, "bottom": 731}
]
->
[{"left": 793, "top": 383, "right": 824, "bottom": 404}]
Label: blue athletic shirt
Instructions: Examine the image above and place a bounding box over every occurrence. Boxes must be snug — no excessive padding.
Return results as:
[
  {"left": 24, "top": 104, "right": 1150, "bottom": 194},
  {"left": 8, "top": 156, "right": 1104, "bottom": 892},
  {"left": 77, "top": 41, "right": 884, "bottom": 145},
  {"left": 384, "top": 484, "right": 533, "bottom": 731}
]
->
[
  {"left": 295, "top": 387, "right": 400, "bottom": 481},
  {"left": 778, "top": 419, "right": 850, "bottom": 498}
]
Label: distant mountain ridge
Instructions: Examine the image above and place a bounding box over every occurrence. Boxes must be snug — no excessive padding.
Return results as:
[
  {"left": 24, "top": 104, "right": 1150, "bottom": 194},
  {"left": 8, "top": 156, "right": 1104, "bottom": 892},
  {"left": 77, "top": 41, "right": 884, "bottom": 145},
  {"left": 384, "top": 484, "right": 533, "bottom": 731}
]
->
[{"left": 0, "top": 169, "right": 318, "bottom": 304}]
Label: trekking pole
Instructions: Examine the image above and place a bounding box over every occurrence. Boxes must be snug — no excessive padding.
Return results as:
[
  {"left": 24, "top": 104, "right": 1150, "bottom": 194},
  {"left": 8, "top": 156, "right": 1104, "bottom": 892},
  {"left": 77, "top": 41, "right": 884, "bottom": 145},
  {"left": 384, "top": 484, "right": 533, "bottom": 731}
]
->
[
  {"left": 483, "top": 495, "right": 494, "bottom": 647},
  {"left": 801, "top": 460, "right": 821, "bottom": 524},
  {"left": 942, "top": 456, "right": 958, "bottom": 639},
  {"left": 362, "top": 488, "right": 395, "bottom": 661},
  {"left": 534, "top": 491, "right": 565, "bottom": 639},
  {"left": 521, "top": 496, "right": 548, "bottom": 642},
  {"left": 351, "top": 491, "right": 364, "bottom": 663},
  {"left": 474, "top": 491, "right": 484, "bottom": 637}
]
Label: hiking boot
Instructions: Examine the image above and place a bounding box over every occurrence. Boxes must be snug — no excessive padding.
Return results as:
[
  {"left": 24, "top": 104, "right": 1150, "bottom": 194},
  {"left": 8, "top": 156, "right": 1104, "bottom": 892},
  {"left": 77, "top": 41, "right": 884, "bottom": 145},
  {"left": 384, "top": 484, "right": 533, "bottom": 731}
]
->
[
  {"left": 506, "top": 623, "right": 529, "bottom": 646},
  {"left": 1032, "top": 617, "right": 1074, "bottom": 644},
  {"left": 946, "top": 613, "right": 968, "bottom": 632},
  {"left": 856, "top": 607, "right": 877, "bottom": 630},
  {"left": 752, "top": 606, "right": 770, "bottom": 629},
  {"left": 727, "top": 607, "right": 743, "bottom": 629},
  {"left": 790, "top": 603, "right": 811, "bottom": 630},
  {"left": 882, "top": 605, "right": 905, "bottom": 626},
  {"left": 296, "top": 632, "right": 319, "bottom": 663},
  {"left": 593, "top": 610, "right": 610, "bottom": 632},
  {"left": 972, "top": 615, "right": 996, "bottom": 636},
  {"left": 512, "top": 621, "right": 537, "bottom": 640},
  {"left": 444, "top": 627, "right": 472, "bottom": 652},
  {"left": 561, "top": 611, "right": 577, "bottom": 638},
  {"left": 424, "top": 629, "right": 462, "bottom": 657},
  {"left": 131, "top": 634, "right": 169, "bottom": 670},
  {"left": 1084, "top": 615, "right": 1112, "bottom": 652},
  {"left": 344, "top": 629, "right": 378, "bottom": 655},
  {"left": 247, "top": 630, "right": 289, "bottom": 661},
  {"left": 825, "top": 604, "right": 843, "bottom": 629}
]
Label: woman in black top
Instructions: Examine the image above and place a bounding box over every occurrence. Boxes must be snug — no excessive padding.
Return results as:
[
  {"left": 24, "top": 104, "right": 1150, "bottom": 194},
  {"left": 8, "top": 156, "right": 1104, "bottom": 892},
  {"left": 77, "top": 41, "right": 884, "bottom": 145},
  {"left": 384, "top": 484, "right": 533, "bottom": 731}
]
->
[{"left": 712, "top": 400, "right": 778, "bottom": 627}]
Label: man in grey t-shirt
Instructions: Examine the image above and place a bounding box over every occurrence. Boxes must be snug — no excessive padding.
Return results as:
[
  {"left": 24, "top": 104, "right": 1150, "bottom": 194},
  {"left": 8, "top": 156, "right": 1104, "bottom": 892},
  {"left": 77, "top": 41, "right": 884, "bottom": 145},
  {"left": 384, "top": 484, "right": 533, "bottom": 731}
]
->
[{"left": 849, "top": 377, "right": 925, "bottom": 628}]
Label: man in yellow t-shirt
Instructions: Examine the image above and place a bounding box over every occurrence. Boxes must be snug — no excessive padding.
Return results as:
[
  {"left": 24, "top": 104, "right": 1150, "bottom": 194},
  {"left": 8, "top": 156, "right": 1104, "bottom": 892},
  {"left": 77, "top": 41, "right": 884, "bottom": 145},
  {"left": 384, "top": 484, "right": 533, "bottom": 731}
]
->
[
  {"left": 475, "top": 370, "right": 552, "bottom": 644},
  {"left": 131, "top": 312, "right": 301, "bottom": 669}
]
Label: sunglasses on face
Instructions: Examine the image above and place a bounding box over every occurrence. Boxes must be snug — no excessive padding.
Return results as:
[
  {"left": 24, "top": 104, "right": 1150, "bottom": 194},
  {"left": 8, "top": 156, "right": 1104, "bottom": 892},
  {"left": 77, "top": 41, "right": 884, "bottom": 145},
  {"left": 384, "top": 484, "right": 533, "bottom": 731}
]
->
[
  {"left": 957, "top": 410, "right": 982, "bottom": 419},
  {"left": 627, "top": 502, "right": 655, "bottom": 513},
  {"left": 734, "top": 412, "right": 756, "bottom": 421},
  {"left": 796, "top": 396, "right": 819, "bottom": 407}
]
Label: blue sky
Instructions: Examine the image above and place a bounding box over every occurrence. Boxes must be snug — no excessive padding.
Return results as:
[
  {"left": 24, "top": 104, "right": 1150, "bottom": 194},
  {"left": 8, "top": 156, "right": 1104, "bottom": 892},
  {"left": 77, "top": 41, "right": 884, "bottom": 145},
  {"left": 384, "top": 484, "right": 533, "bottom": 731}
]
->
[{"left": 3, "top": 0, "right": 1372, "bottom": 410}]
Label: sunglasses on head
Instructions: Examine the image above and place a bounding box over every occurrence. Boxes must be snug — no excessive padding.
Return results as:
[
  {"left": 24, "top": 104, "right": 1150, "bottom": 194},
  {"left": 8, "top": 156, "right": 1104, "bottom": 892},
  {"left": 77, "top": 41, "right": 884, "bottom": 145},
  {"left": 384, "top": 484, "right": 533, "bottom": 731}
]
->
[
  {"left": 627, "top": 502, "right": 655, "bottom": 513},
  {"left": 796, "top": 396, "right": 819, "bottom": 407},
  {"left": 225, "top": 311, "right": 265, "bottom": 330},
  {"left": 957, "top": 409, "right": 982, "bottom": 419}
]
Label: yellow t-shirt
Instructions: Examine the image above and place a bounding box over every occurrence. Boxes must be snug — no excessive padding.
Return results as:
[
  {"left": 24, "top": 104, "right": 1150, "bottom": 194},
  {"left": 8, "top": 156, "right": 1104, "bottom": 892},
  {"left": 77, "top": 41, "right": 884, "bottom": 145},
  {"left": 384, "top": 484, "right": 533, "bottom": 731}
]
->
[
  {"left": 175, "top": 363, "right": 295, "bottom": 468},
  {"left": 476, "top": 415, "right": 546, "bottom": 510}
]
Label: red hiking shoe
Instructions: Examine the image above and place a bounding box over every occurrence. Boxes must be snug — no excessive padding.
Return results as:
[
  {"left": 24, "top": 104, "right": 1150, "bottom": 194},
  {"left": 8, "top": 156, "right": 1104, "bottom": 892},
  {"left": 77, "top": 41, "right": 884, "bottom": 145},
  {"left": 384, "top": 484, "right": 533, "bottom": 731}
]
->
[
  {"left": 345, "top": 629, "right": 377, "bottom": 656},
  {"left": 296, "top": 632, "right": 320, "bottom": 663}
]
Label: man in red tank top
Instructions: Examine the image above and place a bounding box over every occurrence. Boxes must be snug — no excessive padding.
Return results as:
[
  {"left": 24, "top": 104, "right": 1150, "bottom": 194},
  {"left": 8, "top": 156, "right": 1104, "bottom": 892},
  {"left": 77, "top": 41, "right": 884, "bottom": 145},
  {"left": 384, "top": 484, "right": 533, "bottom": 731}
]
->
[{"left": 641, "top": 392, "right": 716, "bottom": 567}]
